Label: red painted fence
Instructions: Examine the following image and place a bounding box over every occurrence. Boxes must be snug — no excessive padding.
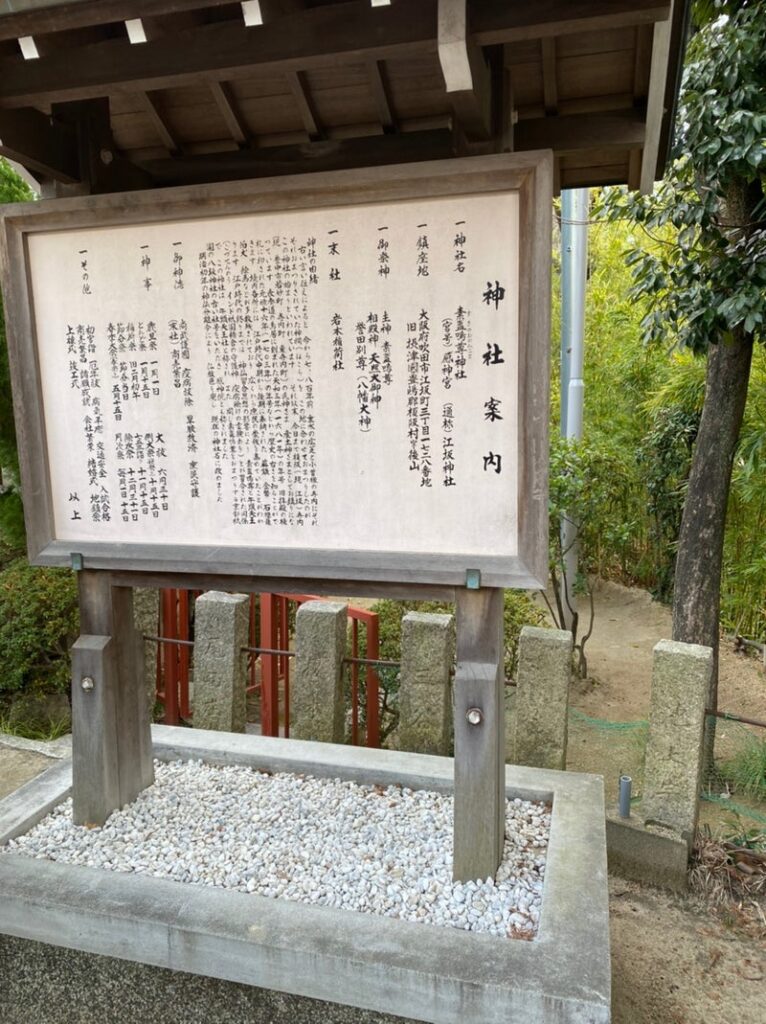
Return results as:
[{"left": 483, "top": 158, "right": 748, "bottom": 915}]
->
[{"left": 153, "top": 590, "right": 381, "bottom": 747}]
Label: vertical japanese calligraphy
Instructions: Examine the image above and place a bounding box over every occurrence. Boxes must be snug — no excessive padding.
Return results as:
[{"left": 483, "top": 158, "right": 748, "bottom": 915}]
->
[{"left": 27, "top": 191, "right": 520, "bottom": 560}]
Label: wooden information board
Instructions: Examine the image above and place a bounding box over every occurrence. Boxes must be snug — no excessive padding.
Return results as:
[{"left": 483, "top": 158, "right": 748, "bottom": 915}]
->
[{"left": 0, "top": 154, "right": 551, "bottom": 588}]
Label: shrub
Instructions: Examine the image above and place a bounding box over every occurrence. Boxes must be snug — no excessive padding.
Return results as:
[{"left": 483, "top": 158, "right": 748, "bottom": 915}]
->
[
  {"left": 719, "top": 736, "right": 766, "bottom": 802},
  {"left": 0, "top": 558, "right": 79, "bottom": 698}
]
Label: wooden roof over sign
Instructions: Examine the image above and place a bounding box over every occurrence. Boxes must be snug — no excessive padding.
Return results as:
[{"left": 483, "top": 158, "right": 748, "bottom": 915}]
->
[{"left": 0, "top": 0, "right": 689, "bottom": 196}]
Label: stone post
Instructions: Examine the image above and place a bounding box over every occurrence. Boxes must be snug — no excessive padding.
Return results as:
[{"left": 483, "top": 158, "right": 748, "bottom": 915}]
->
[
  {"left": 292, "top": 601, "right": 347, "bottom": 743},
  {"left": 513, "top": 626, "right": 572, "bottom": 771},
  {"left": 132, "top": 587, "right": 160, "bottom": 715},
  {"left": 642, "top": 639, "right": 712, "bottom": 841},
  {"left": 192, "top": 592, "right": 249, "bottom": 733},
  {"left": 398, "top": 611, "right": 455, "bottom": 755}
]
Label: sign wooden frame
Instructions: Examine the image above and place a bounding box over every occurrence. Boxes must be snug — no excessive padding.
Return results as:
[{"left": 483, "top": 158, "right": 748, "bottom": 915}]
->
[{"left": 0, "top": 152, "right": 552, "bottom": 590}]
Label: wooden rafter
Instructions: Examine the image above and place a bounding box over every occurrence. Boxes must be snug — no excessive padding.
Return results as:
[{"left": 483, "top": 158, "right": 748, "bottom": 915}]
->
[
  {"left": 209, "top": 80, "right": 250, "bottom": 146},
  {"left": 286, "top": 69, "right": 323, "bottom": 141},
  {"left": 633, "top": 22, "right": 654, "bottom": 99},
  {"left": 138, "top": 91, "right": 180, "bottom": 154},
  {"left": 496, "top": 44, "right": 514, "bottom": 153},
  {"left": 0, "top": 1, "right": 672, "bottom": 110},
  {"left": 541, "top": 37, "right": 558, "bottom": 116},
  {"left": 365, "top": 58, "right": 396, "bottom": 134},
  {"left": 628, "top": 147, "right": 642, "bottom": 190}
]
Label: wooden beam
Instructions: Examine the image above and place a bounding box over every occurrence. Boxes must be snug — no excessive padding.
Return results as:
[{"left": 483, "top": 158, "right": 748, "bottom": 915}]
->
[
  {"left": 139, "top": 90, "right": 181, "bottom": 154},
  {"left": 438, "top": 0, "right": 491, "bottom": 141},
  {"left": 473, "top": 0, "right": 671, "bottom": 45},
  {"left": 541, "top": 37, "right": 558, "bottom": 116},
  {"left": 0, "top": 1, "right": 236, "bottom": 42},
  {"left": 49, "top": 97, "right": 155, "bottom": 193},
  {"left": 0, "top": 1, "right": 673, "bottom": 110},
  {"left": 209, "top": 80, "right": 250, "bottom": 146},
  {"left": 628, "top": 147, "right": 642, "bottom": 190},
  {"left": 495, "top": 44, "right": 514, "bottom": 153},
  {"left": 286, "top": 69, "right": 323, "bottom": 142},
  {"left": 365, "top": 58, "right": 396, "bottom": 134},
  {"left": 515, "top": 110, "right": 645, "bottom": 155},
  {"left": 655, "top": 0, "right": 690, "bottom": 181},
  {"left": 135, "top": 128, "right": 456, "bottom": 185},
  {"left": 0, "top": 106, "right": 79, "bottom": 182},
  {"left": 552, "top": 154, "right": 561, "bottom": 196},
  {"left": 640, "top": 4, "right": 673, "bottom": 193},
  {"left": 633, "top": 22, "right": 654, "bottom": 99}
]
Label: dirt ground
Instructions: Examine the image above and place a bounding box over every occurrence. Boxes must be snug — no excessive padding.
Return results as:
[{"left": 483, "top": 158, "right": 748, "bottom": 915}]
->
[
  {"left": 610, "top": 878, "right": 765, "bottom": 1024},
  {"left": 570, "top": 578, "right": 766, "bottom": 726},
  {"left": 563, "top": 580, "right": 766, "bottom": 1023},
  {"left": 559, "top": 580, "right": 766, "bottom": 829},
  {"left": 0, "top": 746, "right": 55, "bottom": 800}
]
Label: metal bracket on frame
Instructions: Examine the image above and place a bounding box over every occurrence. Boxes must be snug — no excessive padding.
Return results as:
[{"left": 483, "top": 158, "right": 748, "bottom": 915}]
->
[
  {"left": 465, "top": 568, "right": 481, "bottom": 590},
  {"left": 70, "top": 552, "right": 84, "bottom": 572}
]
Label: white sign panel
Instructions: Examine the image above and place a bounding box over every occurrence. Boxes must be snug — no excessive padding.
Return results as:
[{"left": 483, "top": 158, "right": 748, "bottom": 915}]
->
[{"left": 26, "top": 192, "right": 520, "bottom": 562}]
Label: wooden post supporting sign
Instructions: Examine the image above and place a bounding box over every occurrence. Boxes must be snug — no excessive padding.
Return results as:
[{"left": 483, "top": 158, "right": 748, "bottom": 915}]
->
[
  {"left": 453, "top": 587, "right": 505, "bottom": 882},
  {"left": 72, "top": 571, "right": 154, "bottom": 826}
]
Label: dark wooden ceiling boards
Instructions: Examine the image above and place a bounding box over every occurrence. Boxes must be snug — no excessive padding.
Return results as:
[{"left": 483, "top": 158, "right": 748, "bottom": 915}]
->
[{"left": 0, "top": 0, "right": 689, "bottom": 195}]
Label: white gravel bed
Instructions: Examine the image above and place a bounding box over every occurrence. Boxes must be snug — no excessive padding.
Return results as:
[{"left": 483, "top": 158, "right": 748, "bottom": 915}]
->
[{"left": 4, "top": 759, "right": 550, "bottom": 940}]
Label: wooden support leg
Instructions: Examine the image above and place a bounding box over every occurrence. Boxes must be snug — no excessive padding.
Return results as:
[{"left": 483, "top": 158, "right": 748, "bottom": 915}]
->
[
  {"left": 453, "top": 587, "right": 505, "bottom": 882},
  {"left": 71, "top": 634, "right": 120, "bottom": 827},
  {"left": 73, "top": 571, "right": 154, "bottom": 826}
]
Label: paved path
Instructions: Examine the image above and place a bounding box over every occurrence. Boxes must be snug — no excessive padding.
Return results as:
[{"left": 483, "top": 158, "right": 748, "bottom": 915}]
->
[{"left": 0, "top": 733, "right": 71, "bottom": 800}]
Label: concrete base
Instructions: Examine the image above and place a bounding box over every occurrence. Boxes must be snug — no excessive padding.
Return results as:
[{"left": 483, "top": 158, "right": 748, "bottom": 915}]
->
[
  {"left": 0, "top": 727, "right": 611, "bottom": 1024},
  {"left": 606, "top": 805, "right": 689, "bottom": 893},
  {"left": 0, "top": 934, "right": 413, "bottom": 1024}
]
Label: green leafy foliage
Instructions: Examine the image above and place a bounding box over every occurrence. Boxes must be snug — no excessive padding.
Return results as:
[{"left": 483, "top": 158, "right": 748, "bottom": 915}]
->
[
  {"left": 719, "top": 736, "right": 766, "bottom": 802},
  {"left": 548, "top": 434, "right": 645, "bottom": 583},
  {"left": 584, "top": 1, "right": 766, "bottom": 652},
  {"left": 707, "top": 346, "right": 766, "bottom": 634},
  {"left": 637, "top": 356, "right": 704, "bottom": 601},
  {"left": 0, "top": 708, "right": 72, "bottom": 742},
  {"left": 598, "top": 3, "right": 766, "bottom": 355},
  {"left": 0, "top": 558, "right": 79, "bottom": 697},
  {"left": 566, "top": 219, "right": 766, "bottom": 635}
]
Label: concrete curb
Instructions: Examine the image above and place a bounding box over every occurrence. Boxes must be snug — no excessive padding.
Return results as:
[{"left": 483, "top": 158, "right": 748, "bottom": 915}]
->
[
  {"left": 0, "top": 729, "right": 610, "bottom": 1024},
  {"left": 0, "top": 758, "right": 72, "bottom": 843},
  {"left": 0, "top": 730, "right": 72, "bottom": 759}
]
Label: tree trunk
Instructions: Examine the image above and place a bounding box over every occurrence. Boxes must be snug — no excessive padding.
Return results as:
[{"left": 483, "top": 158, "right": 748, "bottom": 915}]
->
[{"left": 671, "top": 329, "right": 753, "bottom": 774}]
